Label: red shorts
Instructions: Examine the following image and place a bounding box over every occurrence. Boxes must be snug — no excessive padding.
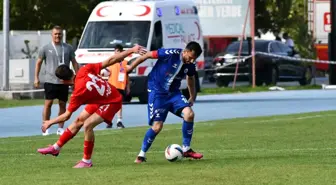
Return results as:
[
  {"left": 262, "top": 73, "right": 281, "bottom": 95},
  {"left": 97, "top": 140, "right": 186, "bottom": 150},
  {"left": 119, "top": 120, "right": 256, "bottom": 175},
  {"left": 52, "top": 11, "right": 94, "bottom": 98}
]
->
[{"left": 84, "top": 102, "right": 122, "bottom": 124}]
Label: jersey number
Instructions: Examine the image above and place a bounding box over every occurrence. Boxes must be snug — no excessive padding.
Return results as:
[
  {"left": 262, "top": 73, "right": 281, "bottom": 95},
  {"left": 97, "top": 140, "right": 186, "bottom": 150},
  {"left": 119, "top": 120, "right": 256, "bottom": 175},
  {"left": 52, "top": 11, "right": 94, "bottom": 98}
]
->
[{"left": 86, "top": 74, "right": 105, "bottom": 96}]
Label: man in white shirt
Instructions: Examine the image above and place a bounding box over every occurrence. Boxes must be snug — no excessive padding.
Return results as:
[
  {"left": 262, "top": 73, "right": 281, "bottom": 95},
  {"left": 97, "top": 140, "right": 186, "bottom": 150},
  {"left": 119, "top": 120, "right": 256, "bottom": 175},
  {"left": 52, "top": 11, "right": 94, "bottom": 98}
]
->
[{"left": 283, "top": 32, "right": 294, "bottom": 49}]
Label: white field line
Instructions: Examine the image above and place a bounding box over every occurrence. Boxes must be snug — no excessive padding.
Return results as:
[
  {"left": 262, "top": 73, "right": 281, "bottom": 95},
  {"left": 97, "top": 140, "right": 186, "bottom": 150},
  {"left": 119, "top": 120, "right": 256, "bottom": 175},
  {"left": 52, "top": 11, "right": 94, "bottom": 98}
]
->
[{"left": 0, "top": 113, "right": 334, "bottom": 144}]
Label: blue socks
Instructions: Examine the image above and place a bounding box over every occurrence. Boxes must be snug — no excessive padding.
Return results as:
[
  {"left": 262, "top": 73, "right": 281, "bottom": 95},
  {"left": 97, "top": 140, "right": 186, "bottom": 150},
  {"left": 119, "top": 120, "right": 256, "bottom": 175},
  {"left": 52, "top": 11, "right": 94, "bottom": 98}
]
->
[
  {"left": 141, "top": 128, "right": 157, "bottom": 153},
  {"left": 182, "top": 120, "right": 194, "bottom": 148},
  {"left": 139, "top": 121, "right": 194, "bottom": 157}
]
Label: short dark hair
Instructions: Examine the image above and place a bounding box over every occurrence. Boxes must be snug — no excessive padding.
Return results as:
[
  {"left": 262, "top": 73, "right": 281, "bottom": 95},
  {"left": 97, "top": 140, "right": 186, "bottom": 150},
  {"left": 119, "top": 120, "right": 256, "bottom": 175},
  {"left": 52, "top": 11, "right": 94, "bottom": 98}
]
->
[
  {"left": 185, "top": 41, "right": 202, "bottom": 58},
  {"left": 283, "top": 32, "right": 288, "bottom": 37},
  {"left": 55, "top": 65, "right": 74, "bottom": 80},
  {"left": 115, "top": 44, "right": 123, "bottom": 52},
  {"left": 52, "top": 25, "right": 62, "bottom": 30}
]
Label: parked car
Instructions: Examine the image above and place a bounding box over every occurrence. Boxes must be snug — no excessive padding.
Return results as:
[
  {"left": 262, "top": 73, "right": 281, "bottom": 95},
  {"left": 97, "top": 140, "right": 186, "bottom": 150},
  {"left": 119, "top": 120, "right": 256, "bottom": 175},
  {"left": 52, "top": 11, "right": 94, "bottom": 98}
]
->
[
  {"left": 211, "top": 40, "right": 313, "bottom": 87},
  {"left": 204, "top": 56, "right": 215, "bottom": 82}
]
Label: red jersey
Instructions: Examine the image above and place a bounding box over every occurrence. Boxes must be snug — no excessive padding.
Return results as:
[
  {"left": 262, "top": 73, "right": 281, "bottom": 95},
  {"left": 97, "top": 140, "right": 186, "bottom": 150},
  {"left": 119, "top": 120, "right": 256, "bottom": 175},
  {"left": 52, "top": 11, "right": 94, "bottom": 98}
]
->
[{"left": 67, "top": 63, "right": 122, "bottom": 113}]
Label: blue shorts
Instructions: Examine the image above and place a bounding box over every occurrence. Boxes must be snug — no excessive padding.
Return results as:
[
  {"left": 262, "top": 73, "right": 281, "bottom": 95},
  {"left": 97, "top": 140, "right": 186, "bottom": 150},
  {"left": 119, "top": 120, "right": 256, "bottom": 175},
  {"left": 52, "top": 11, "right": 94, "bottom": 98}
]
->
[{"left": 147, "top": 91, "right": 190, "bottom": 125}]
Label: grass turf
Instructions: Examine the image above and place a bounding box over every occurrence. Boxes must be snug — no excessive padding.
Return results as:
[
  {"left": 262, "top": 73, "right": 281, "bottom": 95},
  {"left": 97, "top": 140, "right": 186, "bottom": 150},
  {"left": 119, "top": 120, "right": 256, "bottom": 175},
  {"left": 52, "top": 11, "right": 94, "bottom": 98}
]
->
[{"left": 0, "top": 111, "right": 335, "bottom": 184}]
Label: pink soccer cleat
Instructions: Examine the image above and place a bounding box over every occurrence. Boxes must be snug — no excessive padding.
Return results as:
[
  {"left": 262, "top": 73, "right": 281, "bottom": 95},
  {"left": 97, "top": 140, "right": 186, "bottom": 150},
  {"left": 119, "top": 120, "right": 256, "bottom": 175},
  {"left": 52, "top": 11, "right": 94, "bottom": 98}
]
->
[
  {"left": 37, "top": 145, "right": 59, "bottom": 156},
  {"left": 73, "top": 161, "right": 93, "bottom": 168},
  {"left": 183, "top": 149, "right": 203, "bottom": 159},
  {"left": 134, "top": 156, "right": 146, "bottom": 164}
]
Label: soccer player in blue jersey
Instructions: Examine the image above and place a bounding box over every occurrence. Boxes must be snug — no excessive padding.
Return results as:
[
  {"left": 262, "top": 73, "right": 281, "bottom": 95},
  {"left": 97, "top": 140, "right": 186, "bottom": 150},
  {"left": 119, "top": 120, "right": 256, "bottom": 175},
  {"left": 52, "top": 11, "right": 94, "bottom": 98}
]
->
[{"left": 127, "top": 41, "right": 203, "bottom": 163}]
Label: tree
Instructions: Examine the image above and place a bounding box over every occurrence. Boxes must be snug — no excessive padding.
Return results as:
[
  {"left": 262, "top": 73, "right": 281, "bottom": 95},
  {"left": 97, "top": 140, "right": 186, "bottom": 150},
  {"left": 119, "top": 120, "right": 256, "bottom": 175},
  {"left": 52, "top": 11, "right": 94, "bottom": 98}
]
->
[
  {"left": 255, "top": 0, "right": 316, "bottom": 59},
  {"left": 0, "top": 0, "right": 100, "bottom": 40},
  {"left": 255, "top": 0, "right": 294, "bottom": 35}
]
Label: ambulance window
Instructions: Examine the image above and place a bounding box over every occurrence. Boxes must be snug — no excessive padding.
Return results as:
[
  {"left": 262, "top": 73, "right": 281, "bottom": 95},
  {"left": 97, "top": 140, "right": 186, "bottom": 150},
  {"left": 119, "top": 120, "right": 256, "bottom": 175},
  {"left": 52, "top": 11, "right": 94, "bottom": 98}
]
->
[{"left": 150, "top": 21, "right": 163, "bottom": 50}]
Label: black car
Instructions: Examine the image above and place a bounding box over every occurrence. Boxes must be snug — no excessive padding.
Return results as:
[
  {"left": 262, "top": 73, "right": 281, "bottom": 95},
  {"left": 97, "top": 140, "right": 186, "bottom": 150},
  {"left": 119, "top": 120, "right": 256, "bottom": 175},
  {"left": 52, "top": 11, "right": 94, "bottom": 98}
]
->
[{"left": 211, "top": 40, "right": 313, "bottom": 87}]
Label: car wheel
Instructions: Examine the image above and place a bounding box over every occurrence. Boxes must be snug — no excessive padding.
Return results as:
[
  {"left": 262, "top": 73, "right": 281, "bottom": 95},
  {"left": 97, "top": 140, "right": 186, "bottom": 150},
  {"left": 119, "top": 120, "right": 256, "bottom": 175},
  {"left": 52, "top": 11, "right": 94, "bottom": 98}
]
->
[
  {"left": 215, "top": 77, "right": 230, "bottom": 87},
  {"left": 249, "top": 70, "right": 264, "bottom": 86},
  {"left": 123, "top": 94, "right": 132, "bottom": 103},
  {"left": 265, "top": 66, "right": 278, "bottom": 86},
  {"left": 299, "top": 67, "right": 312, "bottom": 86},
  {"left": 138, "top": 93, "right": 148, "bottom": 104}
]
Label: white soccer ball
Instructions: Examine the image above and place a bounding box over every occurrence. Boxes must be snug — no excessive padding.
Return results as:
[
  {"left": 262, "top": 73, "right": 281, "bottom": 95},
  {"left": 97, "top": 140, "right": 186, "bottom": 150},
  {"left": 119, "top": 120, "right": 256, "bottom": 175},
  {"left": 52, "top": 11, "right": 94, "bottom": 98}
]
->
[{"left": 165, "top": 144, "right": 184, "bottom": 162}]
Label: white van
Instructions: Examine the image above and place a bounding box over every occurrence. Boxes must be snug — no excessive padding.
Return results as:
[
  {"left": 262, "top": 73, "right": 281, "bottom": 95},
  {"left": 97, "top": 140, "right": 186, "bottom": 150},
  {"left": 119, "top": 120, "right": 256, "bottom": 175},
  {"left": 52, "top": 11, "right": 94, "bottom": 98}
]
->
[{"left": 75, "top": 0, "right": 205, "bottom": 103}]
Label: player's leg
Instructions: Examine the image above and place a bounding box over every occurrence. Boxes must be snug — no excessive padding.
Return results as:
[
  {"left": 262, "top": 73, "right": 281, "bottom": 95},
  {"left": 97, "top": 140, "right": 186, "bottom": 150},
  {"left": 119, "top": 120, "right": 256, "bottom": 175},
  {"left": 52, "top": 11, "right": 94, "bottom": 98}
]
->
[
  {"left": 180, "top": 107, "right": 202, "bottom": 159},
  {"left": 116, "top": 89, "right": 125, "bottom": 129},
  {"left": 172, "top": 93, "right": 203, "bottom": 159},
  {"left": 116, "top": 107, "right": 124, "bottom": 128},
  {"left": 74, "top": 103, "right": 121, "bottom": 168},
  {"left": 135, "top": 93, "right": 169, "bottom": 163},
  {"left": 42, "top": 83, "right": 55, "bottom": 136},
  {"left": 56, "top": 84, "right": 69, "bottom": 135},
  {"left": 73, "top": 113, "right": 102, "bottom": 168},
  {"left": 37, "top": 105, "right": 98, "bottom": 156}
]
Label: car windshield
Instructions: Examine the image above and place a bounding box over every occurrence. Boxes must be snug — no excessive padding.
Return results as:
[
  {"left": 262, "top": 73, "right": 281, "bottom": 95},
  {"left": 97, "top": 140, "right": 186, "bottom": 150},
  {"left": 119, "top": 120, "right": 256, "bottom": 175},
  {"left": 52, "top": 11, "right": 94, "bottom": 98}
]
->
[
  {"left": 78, "top": 21, "right": 151, "bottom": 49},
  {"left": 225, "top": 41, "right": 268, "bottom": 54}
]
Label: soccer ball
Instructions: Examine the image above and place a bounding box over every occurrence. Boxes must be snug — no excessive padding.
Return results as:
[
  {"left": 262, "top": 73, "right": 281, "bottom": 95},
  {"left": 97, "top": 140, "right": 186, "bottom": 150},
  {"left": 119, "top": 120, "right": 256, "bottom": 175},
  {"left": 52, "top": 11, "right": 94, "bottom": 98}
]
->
[{"left": 165, "top": 144, "right": 184, "bottom": 162}]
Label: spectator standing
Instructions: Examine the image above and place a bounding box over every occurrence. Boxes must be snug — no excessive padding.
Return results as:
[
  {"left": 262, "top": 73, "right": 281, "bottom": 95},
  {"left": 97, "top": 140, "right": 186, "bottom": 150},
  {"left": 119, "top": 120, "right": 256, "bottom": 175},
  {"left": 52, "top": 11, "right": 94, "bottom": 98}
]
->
[
  {"left": 105, "top": 44, "right": 129, "bottom": 129},
  {"left": 283, "top": 32, "right": 295, "bottom": 49},
  {"left": 34, "top": 25, "right": 80, "bottom": 136}
]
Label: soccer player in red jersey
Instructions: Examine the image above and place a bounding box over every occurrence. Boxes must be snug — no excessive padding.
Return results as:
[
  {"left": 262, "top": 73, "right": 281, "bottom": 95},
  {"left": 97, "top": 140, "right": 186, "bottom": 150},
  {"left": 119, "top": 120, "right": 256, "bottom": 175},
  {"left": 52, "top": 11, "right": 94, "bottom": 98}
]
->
[{"left": 37, "top": 45, "right": 146, "bottom": 168}]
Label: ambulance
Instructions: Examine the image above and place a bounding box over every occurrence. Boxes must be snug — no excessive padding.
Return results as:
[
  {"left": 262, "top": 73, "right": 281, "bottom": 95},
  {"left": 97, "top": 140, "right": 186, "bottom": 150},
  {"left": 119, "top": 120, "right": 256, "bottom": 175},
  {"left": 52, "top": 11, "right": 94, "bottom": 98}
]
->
[{"left": 75, "top": 0, "right": 205, "bottom": 103}]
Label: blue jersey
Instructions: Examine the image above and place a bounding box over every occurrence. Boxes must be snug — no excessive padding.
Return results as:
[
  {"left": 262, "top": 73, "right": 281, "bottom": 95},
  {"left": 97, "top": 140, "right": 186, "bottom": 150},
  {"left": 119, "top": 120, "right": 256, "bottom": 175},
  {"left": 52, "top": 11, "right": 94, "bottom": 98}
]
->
[{"left": 147, "top": 48, "right": 196, "bottom": 93}]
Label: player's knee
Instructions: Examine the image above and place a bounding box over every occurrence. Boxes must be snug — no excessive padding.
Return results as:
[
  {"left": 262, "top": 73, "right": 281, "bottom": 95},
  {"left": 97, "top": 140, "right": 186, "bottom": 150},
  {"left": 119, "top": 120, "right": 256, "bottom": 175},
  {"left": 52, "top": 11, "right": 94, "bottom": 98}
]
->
[
  {"left": 74, "top": 117, "right": 85, "bottom": 128},
  {"left": 44, "top": 101, "right": 53, "bottom": 108},
  {"left": 183, "top": 108, "right": 194, "bottom": 121},
  {"left": 83, "top": 123, "right": 94, "bottom": 132},
  {"left": 58, "top": 101, "right": 66, "bottom": 109},
  {"left": 152, "top": 122, "right": 163, "bottom": 133}
]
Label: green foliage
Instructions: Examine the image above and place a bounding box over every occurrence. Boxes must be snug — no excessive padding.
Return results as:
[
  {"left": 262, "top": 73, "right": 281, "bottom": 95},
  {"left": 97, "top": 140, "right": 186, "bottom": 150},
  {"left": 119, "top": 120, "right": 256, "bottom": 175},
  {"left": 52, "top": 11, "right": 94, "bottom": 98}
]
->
[
  {"left": 256, "top": 0, "right": 316, "bottom": 59},
  {"left": 255, "top": 0, "right": 294, "bottom": 34},
  {"left": 285, "top": 20, "right": 317, "bottom": 59},
  {"left": 0, "top": 0, "right": 317, "bottom": 57},
  {"left": 0, "top": 0, "right": 101, "bottom": 40}
]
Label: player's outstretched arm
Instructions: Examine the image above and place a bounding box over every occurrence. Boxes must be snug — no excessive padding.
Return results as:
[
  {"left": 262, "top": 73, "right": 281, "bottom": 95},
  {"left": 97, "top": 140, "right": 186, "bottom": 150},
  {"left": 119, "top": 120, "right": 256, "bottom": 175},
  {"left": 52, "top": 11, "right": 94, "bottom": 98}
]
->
[
  {"left": 41, "top": 111, "right": 73, "bottom": 132},
  {"left": 127, "top": 52, "right": 154, "bottom": 73},
  {"left": 102, "top": 45, "right": 146, "bottom": 69}
]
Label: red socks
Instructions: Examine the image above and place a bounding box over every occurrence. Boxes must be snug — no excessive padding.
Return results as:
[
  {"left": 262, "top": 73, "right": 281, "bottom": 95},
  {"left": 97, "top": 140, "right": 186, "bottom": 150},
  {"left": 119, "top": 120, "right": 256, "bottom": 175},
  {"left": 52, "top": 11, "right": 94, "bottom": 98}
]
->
[
  {"left": 54, "top": 128, "right": 94, "bottom": 161},
  {"left": 56, "top": 128, "right": 74, "bottom": 147},
  {"left": 83, "top": 140, "right": 94, "bottom": 160}
]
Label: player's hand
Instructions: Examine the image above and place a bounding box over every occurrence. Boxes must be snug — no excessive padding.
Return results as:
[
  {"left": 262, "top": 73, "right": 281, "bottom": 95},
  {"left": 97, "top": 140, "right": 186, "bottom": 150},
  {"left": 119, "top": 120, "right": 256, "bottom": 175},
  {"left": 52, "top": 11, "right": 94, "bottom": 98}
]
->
[
  {"left": 34, "top": 78, "right": 40, "bottom": 88},
  {"left": 126, "top": 67, "right": 133, "bottom": 74},
  {"left": 41, "top": 120, "right": 53, "bottom": 133},
  {"left": 132, "top": 45, "right": 147, "bottom": 55},
  {"left": 188, "top": 97, "right": 195, "bottom": 106}
]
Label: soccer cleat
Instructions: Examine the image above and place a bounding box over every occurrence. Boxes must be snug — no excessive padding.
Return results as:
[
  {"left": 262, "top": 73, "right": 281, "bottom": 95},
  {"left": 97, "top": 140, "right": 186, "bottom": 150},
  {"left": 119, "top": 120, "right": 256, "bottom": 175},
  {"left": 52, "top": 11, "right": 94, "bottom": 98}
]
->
[
  {"left": 57, "top": 128, "right": 64, "bottom": 135},
  {"left": 134, "top": 156, "right": 146, "bottom": 164},
  {"left": 37, "top": 145, "right": 59, "bottom": 156},
  {"left": 117, "top": 121, "right": 125, "bottom": 129},
  {"left": 183, "top": 149, "right": 203, "bottom": 159},
  {"left": 73, "top": 161, "right": 93, "bottom": 168}
]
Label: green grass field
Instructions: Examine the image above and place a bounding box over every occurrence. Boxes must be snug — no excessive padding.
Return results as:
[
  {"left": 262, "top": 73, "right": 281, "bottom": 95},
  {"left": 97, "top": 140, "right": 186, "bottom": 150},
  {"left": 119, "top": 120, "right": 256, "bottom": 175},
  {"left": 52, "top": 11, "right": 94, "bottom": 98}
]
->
[{"left": 0, "top": 111, "right": 335, "bottom": 185}]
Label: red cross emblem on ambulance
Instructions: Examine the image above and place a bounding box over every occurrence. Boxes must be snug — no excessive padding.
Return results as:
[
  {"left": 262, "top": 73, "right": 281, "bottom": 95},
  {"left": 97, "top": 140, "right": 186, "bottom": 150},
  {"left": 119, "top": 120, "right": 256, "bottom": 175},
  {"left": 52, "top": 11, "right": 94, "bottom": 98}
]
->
[{"left": 324, "top": 12, "right": 331, "bottom": 32}]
